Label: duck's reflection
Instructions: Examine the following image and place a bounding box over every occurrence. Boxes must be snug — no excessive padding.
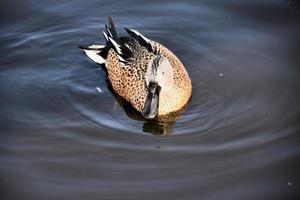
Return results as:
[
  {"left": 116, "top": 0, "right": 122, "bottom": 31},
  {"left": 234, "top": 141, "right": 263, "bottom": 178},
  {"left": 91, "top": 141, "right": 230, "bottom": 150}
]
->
[{"left": 143, "top": 120, "right": 175, "bottom": 136}]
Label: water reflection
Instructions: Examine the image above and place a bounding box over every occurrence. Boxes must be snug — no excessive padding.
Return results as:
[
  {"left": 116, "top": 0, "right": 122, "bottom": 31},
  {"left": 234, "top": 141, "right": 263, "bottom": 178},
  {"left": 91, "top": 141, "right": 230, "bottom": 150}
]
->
[{"left": 143, "top": 120, "right": 175, "bottom": 135}]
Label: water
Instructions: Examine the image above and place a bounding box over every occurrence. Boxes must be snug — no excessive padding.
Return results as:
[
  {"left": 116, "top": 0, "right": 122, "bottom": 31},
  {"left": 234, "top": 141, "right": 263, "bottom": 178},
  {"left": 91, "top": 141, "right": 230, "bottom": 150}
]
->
[{"left": 1, "top": 0, "right": 300, "bottom": 199}]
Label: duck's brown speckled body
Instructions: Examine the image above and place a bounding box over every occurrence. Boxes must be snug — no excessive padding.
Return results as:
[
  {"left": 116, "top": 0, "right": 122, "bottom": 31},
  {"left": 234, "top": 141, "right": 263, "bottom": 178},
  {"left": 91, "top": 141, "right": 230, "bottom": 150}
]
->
[{"left": 80, "top": 17, "right": 191, "bottom": 119}]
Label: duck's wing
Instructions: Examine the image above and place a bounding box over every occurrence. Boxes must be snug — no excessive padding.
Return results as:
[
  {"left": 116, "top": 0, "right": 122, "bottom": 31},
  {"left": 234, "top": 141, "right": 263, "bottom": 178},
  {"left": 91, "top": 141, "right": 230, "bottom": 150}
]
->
[
  {"left": 104, "top": 17, "right": 133, "bottom": 63},
  {"left": 124, "top": 28, "right": 158, "bottom": 54},
  {"left": 79, "top": 17, "right": 133, "bottom": 65}
]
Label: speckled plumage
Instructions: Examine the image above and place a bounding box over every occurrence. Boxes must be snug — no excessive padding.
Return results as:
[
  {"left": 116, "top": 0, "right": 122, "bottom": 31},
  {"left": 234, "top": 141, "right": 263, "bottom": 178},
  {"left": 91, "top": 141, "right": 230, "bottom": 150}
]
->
[{"left": 81, "top": 17, "right": 192, "bottom": 119}]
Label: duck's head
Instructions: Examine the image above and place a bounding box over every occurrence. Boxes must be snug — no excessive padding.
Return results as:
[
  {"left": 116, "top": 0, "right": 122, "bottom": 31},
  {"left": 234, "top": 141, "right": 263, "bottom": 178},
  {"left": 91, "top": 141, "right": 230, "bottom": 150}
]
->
[{"left": 142, "top": 54, "right": 175, "bottom": 119}]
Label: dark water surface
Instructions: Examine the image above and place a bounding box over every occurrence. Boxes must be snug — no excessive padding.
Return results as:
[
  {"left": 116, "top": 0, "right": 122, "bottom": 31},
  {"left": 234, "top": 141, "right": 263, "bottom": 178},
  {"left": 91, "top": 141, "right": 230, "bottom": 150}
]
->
[{"left": 1, "top": 0, "right": 300, "bottom": 199}]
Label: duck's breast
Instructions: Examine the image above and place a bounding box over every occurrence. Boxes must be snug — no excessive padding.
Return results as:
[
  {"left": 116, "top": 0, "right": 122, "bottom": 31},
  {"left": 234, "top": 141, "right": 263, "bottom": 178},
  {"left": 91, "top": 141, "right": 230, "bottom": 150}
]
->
[{"left": 151, "top": 42, "right": 192, "bottom": 115}]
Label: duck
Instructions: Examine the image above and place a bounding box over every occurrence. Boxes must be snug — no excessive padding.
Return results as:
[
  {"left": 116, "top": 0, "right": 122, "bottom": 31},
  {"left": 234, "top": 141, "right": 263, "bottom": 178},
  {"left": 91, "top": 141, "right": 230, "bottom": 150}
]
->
[{"left": 80, "top": 17, "right": 192, "bottom": 119}]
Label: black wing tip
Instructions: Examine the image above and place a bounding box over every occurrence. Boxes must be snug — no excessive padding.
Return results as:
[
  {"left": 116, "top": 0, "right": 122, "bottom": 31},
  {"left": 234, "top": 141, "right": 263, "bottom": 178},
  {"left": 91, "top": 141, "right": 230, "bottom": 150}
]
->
[
  {"left": 105, "top": 16, "right": 119, "bottom": 40},
  {"left": 124, "top": 28, "right": 139, "bottom": 40},
  {"left": 124, "top": 28, "right": 135, "bottom": 36},
  {"left": 124, "top": 28, "right": 154, "bottom": 52},
  {"left": 78, "top": 45, "right": 88, "bottom": 50}
]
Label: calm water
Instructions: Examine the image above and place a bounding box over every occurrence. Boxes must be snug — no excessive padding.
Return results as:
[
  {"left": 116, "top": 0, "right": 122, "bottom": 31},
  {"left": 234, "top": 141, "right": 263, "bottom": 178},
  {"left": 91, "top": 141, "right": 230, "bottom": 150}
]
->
[{"left": 1, "top": 0, "right": 300, "bottom": 199}]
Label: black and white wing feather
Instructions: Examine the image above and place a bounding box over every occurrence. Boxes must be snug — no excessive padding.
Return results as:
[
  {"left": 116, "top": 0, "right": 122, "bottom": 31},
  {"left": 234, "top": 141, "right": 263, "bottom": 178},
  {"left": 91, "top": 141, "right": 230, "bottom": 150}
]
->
[
  {"left": 104, "top": 17, "right": 132, "bottom": 62},
  {"left": 124, "top": 28, "right": 156, "bottom": 53},
  {"left": 79, "top": 44, "right": 106, "bottom": 64}
]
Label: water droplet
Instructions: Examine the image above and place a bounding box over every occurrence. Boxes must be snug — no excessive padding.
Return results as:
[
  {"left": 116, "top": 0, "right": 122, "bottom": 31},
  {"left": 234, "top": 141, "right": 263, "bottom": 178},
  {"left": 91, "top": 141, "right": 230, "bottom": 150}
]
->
[{"left": 96, "top": 87, "right": 102, "bottom": 93}]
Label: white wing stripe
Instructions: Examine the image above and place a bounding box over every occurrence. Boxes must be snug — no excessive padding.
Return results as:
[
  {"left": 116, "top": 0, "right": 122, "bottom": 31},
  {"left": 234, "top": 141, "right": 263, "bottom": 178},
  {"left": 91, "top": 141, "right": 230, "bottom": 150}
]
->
[
  {"left": 88, "top": 44, "right": 105, "bottom": 49},
  {"left": 84, "top": 50, "right": 106, "bottom": 64},
  {"left": 106, "top": 27, "right": 113, "bottom": 37},
  {"left": 102, "top": 31, "right": 108, "bottom": 41},
  {"left": 108, "top": 37, "right": 122, "bottom": 55}
]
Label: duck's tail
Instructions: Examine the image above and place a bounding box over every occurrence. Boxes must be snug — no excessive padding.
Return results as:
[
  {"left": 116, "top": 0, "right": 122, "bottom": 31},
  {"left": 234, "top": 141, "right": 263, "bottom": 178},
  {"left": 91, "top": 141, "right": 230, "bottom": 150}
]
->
[{"left": 80, "top": 16, "right": 132, "bottom": 66}]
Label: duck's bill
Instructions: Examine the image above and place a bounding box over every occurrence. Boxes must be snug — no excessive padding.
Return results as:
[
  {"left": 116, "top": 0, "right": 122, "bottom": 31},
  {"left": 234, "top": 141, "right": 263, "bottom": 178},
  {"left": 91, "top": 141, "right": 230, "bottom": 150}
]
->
[{"left": 142, "top": 82, "right": 161, "bottom": 119}]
